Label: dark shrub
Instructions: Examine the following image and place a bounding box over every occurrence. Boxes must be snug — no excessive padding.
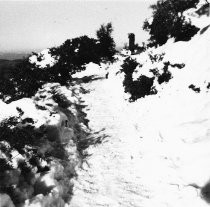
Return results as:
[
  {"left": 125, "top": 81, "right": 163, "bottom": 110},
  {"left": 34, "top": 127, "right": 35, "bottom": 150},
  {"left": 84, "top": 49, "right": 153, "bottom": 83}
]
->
[
  {"left": 170, "top": 17, "right": 199, "bottom": 42},
  {"left": 121, "top": 57, "right": 139, "bottom": 94},
  {"left": 189, "top": 84, "right": 200, "bottom": 93},
  {"left": 149, "top": 53, "right": 165, "bottom": 63},
  {"left": 0, "top": 58, "right": 50, "bottom": 103},
  {"left": 0, "top": 23, "right": 116, "bottom": 102},
  {"left": 170, "top": 63, "right": 185, "bottom": 69},
  {"left": 96, "top": 22, "right": 116, "bottom": 62},
  {"left": 157, "top": 62, "right": 172, "bottom": 84},
  {"left": 143, "top": 0, "right": 200, "bottom": 46},
  {"left": 121, "top": 57, "right": 139, "bottom": 75},
  {"left": 49, "top": 35, "right": 100, "bottom": 85},
  {"left": 0, "top": 113, "right": 51, "bottom": 205},
  {"left": 121, "top": 57, "right": 156, "bottom": 101},
  {"left": 130, "top": 75, "right": 156, "bottom": 100}
]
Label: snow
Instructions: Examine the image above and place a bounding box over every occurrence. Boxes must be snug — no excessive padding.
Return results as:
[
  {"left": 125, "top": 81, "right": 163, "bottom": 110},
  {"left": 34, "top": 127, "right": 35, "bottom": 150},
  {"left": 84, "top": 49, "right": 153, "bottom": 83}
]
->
[
  {"left": 72, "top": 62, "right": 108, "bottom": 79},
  {"left": 70, "top": 71, "right": 210, "bottom": 206},
  {"left": 29, "top": 49, "right": 57, "bottom": 68},
  {"left": 69, "top": 6, "right": 210, "bottom": 207},
  {"left": 0, "top": 83, "right": 83, "bottom": 207},
  {"left": 1, "top": 2, "right": 210, "bottom": 206}
]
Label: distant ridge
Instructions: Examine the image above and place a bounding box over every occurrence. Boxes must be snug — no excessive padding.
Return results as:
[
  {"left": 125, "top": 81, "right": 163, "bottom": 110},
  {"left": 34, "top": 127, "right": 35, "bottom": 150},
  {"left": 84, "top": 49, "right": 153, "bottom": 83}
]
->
[{"left": 0, "top": 52, "right": 30, "bottom": 60}]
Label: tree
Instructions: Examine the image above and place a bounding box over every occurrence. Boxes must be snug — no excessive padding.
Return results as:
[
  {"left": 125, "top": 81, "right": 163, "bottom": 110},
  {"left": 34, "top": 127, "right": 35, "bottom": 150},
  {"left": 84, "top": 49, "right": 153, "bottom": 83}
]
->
[
  {"left": 50, "top": 35, "right": 100, "bottom": 84},
  {"left": 96, "top": 22, "right": 116, "bottom": 62},
  {"left": 143, "top": 0, "right": 200, "bottom": 47}
]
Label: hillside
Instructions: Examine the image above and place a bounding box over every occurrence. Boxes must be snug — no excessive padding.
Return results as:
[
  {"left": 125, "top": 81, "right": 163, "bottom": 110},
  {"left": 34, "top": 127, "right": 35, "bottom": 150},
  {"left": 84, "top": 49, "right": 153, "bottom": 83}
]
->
[
  {"left": 69, "top": 2, "right": 210, "bottom": 206},
  {"left": 0, "top": 1, "right": 210, "bottom": 206}
]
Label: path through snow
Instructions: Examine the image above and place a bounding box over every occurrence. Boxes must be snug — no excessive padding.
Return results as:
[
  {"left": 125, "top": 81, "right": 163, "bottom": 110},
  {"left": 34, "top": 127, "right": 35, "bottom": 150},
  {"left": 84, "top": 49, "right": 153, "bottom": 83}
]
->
[{"left": 70, "top": 75, "right": 209, "bottom": 207}]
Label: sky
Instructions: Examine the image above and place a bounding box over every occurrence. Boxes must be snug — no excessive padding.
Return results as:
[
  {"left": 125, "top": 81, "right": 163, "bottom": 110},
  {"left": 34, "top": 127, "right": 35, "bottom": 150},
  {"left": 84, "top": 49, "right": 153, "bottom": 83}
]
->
[{"left": 0, "top": 0, "right": 155, "bottom": 53}]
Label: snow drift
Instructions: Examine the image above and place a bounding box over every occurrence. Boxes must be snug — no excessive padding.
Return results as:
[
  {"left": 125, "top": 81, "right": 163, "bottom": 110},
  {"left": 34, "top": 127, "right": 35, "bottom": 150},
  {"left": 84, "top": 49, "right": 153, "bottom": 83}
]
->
[{"left": 0, "top": 83, "right": 89, "bottom": 206}]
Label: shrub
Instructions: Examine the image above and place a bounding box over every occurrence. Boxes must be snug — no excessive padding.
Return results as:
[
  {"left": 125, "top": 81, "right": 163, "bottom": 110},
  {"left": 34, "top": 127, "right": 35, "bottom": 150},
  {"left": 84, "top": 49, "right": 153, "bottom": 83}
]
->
[
  {"left": 189, "top": 84, "right": 200, "bottom": 93},
  {"left": 170, "top": 63, "right": 185, "bottom": 69},
  {"left": 121, "top": 57, "right": 139, "bottom": 94},
  {"left": 130, "top": 75, "right": 156, "bottom": 100},
  {"left": 0, "top": 112, "right": 51, "bottom": 206},
  {"left": 49, "top": 25, "right": 116, "bottom": 84},
  {"left": 121, "top": 57, "right": 156, "bottom": 101},
  {"left": 0, "top": 83, "right": 91, "bottom": 206},
  {"left": 50, "top": 35, "right": 101, "bottom": 84},
  {"left": 0, "top": 24, "right": 117, "bottom": 102},
  {"left": 96, "top": 22, "right": 116, "bottom": 62},
  {"left": 143, "top": 0, "right": 200, "bottom": 46},
  {"left": 121, "top": 57, "right": 139, "bottom": 75},
  {"left": 157, "top": 62, "right": 173, "bottom": 84},
  {"left": 0, "top": 59, "right": 46, "bottom": 102},
  {"left": 148, "top": 52, "right": 165, "bottom": 63}
]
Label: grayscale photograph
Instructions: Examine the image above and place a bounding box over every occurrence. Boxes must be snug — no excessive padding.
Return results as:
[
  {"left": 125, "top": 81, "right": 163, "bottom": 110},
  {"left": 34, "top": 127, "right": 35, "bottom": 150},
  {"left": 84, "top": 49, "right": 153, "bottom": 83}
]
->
[{"left": 0, "top": 0, "right": 210, "bottom": 206}]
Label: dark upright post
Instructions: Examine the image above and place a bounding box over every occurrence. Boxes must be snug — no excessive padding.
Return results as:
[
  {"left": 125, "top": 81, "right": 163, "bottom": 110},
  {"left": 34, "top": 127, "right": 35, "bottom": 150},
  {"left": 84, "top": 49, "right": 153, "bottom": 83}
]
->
[{"left": 128, "top": 33, "right": 135, "bottom": 55}]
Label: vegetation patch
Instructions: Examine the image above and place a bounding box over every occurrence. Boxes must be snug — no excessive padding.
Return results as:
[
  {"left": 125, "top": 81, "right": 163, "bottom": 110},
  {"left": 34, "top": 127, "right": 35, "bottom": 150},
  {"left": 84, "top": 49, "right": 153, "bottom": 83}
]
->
[
  {"left": 0, "top": 23, "right": 116, "bottom": 103},
  {"left": 189, "top": 84, "right": 201, "bottom": 93},
  {"left": 121, "top": 57, "right": 157, "bottom": 101},
  {"left": 0, "top": 83, "right": 93, "bottom": 206},
  {"left": 157, "top": 62, "right": 173, "bottom": 84},
  {"left": 143, "top": 0, "right": 200, "bottom": 47}
]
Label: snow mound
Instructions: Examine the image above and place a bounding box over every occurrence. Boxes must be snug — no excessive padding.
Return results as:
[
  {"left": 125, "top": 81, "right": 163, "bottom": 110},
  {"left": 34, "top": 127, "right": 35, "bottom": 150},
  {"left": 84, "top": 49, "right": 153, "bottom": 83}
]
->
[
  {"left": 0, "top": 83, "right": 87, "bottom": 206},
  {"left": 29, "top": 49, "right": 58, "bottom": 68},
  {"left": 72, "top": 62, "right": 108, "bottom": 79}
]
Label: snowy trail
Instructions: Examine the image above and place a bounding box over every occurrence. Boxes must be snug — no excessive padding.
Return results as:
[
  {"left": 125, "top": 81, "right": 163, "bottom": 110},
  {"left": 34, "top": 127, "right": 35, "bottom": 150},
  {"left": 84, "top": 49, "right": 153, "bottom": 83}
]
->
[
  {"left": 70, "top": 77, "right": 151, "bottom": 207},
  {"left": 70, "top": 76, "right": 209, "bottom": 207}
]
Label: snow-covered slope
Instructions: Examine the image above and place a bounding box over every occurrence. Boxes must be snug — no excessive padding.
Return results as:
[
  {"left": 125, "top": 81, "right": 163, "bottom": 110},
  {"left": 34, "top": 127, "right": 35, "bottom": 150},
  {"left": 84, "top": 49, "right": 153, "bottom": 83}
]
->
[
  {"left": 1, "top": 2, "right": 210, "bottom": 206},
  {"left": 69, "top": 5, "right": 210, "bottom": 207},
  {"left": 0, "top": 83, "right": 88, "bottom": 207}
]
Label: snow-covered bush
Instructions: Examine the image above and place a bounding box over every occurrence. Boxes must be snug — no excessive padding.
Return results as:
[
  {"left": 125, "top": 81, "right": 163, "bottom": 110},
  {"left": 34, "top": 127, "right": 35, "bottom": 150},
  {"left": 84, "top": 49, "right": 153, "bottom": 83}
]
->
[
  {"left": 0, "top": 112, "right": 52, "bottom": 206},
  {"left": 121, "top": 57, "right": 139, "bottom": 94},
  {"left": 0, "top": 23, "right": 117, "bottom": 103},
  {"left": 120, "top": 50, "right": 188, "bottom": 101},
  {"left": 49, "top": 36, "right": 101, "bottom": 85},
  {"left": 143, "top": 0, "right": 200, "bottom": 47},
  {"left": 157, "top": 62, "right": 173, "bottom": 84},
  {"left": 0, "top": 59, "right": 43, "bottom": 102},
  {"left": 96, "top": 22, "right": 116, "bottom": 62},
  {"left": 121, "top": 57, "right": 157, "bottom": 101},
  {"left": 130, "top": 76, "right": 156, "bottom": 101},
  {"left": 0, "top": 83, "right": 90, "bottom": 206}
]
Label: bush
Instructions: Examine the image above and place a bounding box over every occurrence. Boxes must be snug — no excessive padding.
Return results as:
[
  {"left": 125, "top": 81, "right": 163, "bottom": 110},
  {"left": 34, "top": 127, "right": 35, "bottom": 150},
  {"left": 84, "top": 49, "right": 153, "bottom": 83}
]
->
[
  {"left": 189, "top": 84, "right": 200, "bottom": 93},
  {"left": 121, "top": 57, "right": 156, "bottom": 101},
  {"left": 0, "top": 112, "right": 51, "bottom": 206},
  {"left": 121, "top": 57, "right": 139, "bottom": 94},
  {"left": 130, "top": 76, "right": 156, "bottom": 100},
  {"left": 96, "top": 22, "right": 116, "bottom": 62},
  {"left": 121, "top": 57, "right": 139, "bottom": 75},
  {"left": 0, "top": 59, "right": 50, "bottom": 103},
  {"left": 157, "top": 62, "right": 173, "bottom": 84},
  {"left": 50, "top": 35, "right": 101, "bottom": 84},
  {"left": 0, "top": 83, "right": 92, "bottom": 206},
  {"left": 0, "top": 23, "right": 116, "bottom": 104},
  {"left": 143, "top": 0, "right": 200, "bottom": 46},
  {"left": 148, "top": 52, "right": 165, "bottom": 63}
]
